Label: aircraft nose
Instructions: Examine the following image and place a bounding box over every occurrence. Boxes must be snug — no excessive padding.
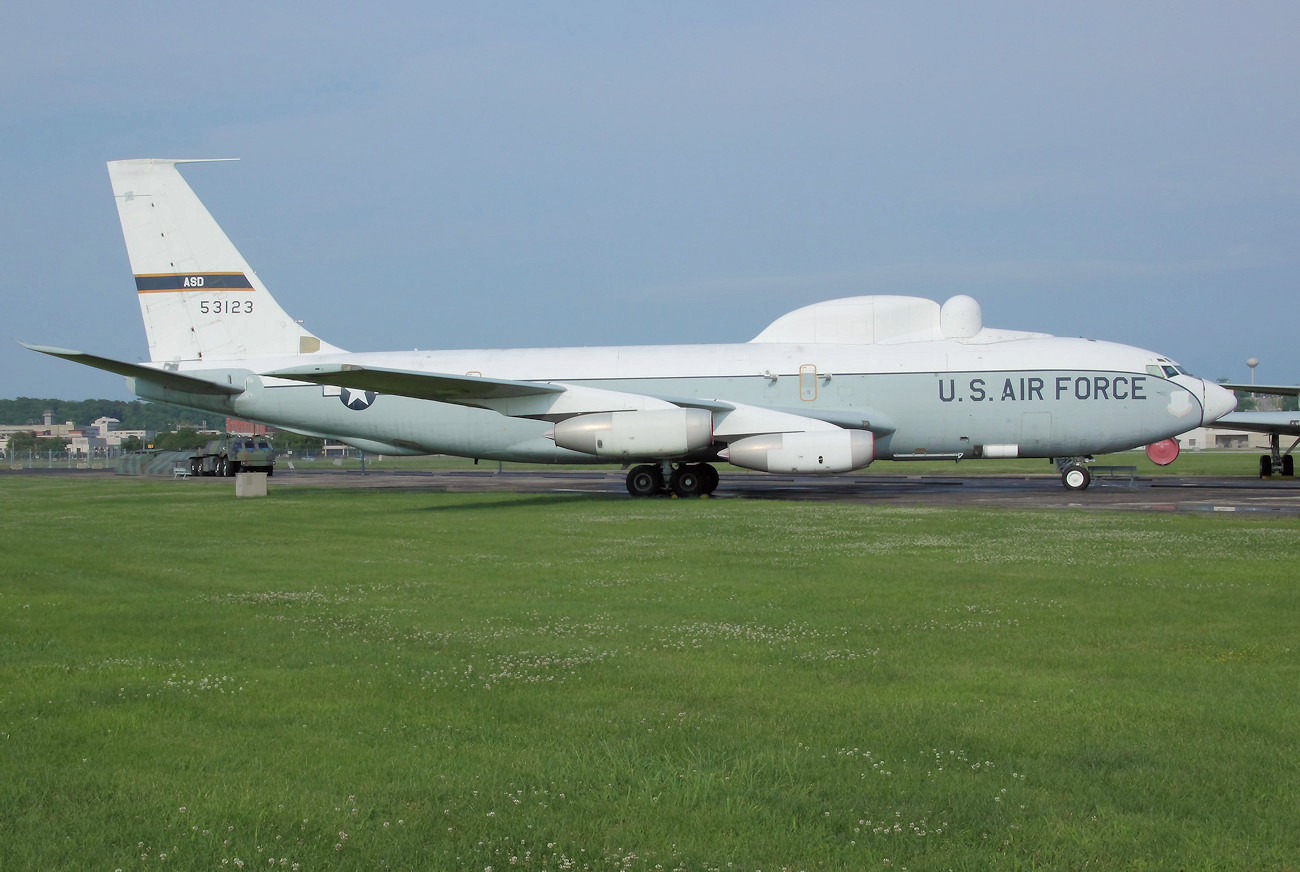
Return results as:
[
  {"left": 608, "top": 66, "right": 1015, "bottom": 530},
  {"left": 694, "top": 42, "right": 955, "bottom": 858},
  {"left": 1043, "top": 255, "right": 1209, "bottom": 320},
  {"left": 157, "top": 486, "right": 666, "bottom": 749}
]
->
[{"left": 1200, "top": 380, "right": 1237, "bottom": 425}]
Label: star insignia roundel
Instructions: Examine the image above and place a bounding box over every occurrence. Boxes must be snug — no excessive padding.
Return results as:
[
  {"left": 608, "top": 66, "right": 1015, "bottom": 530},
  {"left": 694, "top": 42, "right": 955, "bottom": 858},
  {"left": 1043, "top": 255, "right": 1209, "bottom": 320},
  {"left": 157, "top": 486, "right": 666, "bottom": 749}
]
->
[{"left": 340, "top": 388, "right": 377, "bottom": 410}]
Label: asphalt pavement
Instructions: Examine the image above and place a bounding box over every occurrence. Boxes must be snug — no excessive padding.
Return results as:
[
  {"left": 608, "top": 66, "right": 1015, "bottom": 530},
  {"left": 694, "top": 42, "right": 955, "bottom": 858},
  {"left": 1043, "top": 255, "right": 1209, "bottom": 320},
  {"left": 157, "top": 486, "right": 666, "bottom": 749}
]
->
[
  {"left": 251, "top": 467, "right": 1300, "bottom": 515},
  {"left": 14, "top": 465, "right": 1300, "bottom": 514}
]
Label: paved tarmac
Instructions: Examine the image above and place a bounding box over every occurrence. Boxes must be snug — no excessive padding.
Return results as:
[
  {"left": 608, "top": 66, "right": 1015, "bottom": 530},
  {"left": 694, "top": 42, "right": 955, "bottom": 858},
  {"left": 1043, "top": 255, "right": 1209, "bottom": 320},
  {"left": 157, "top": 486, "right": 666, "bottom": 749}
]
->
[
  {"left": 15, "top": 465, "right": 1300, "bottom": 514},
  {"left": 256, "top": 467, "right": 1300, "bottom": 515}
]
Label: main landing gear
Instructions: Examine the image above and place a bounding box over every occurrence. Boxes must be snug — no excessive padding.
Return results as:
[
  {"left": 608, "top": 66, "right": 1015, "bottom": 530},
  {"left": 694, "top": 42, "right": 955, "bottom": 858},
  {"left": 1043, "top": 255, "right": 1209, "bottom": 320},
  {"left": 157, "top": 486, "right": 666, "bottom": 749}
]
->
[
  {"left": 625, "top": 462, "right": 720, "bottom": 498},
  {"left": 1258, "top": 433, "right": 1298, "bottom": 478},
  {"left": 1056, "top": 457, "right": 1092, "bottom": 491}
]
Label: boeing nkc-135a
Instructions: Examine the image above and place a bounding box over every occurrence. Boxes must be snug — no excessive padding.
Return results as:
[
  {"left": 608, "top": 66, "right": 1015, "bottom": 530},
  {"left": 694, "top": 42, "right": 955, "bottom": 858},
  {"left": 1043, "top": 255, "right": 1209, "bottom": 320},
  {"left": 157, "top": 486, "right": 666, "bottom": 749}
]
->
[{"left": 27, "top": 159, "right": 1236, "bottom": 495}]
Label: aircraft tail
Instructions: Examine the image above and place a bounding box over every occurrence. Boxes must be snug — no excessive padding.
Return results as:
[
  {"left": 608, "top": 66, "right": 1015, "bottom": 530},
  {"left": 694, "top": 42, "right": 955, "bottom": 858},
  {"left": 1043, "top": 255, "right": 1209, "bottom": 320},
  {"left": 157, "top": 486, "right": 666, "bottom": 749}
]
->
[{"left": 108, "top": 159, "right": 341, "bottom": 363}]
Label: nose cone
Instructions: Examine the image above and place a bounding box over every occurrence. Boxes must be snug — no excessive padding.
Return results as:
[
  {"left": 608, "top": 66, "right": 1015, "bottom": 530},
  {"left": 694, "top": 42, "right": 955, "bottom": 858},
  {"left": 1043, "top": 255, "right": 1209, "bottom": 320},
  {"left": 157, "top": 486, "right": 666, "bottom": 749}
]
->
[{"left": 1200, "top": 381, "right": 1237, "bottom": 425}]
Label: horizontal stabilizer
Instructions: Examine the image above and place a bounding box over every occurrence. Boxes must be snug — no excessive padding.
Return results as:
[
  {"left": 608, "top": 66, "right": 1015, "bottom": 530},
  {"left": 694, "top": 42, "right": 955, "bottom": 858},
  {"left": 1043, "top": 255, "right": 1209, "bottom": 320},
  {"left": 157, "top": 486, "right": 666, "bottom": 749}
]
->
[
  {"left": 21, "top": 343, "right": 244, "bottom": 396},
  {"left": 266, "top": 363, "right": 566, "bottom": 405}
]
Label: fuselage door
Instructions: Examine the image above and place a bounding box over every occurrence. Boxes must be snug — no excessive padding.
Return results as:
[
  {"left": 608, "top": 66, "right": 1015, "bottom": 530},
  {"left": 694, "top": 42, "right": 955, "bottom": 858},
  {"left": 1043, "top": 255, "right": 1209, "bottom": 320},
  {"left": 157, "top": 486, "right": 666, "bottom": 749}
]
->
[{"left": 799, "top": 364, "right": 818, "bottom": 401}]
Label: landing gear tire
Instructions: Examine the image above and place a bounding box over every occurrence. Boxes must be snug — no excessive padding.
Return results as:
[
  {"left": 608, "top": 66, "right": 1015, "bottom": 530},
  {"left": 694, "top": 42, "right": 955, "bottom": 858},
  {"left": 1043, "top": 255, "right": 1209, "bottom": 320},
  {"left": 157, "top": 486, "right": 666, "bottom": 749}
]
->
[
  {"left": 1061, "top": 464, "right": 1091, "bottom": 491},
  {"left": 699, "top": 463, "right": 720, "bottom": 495},
  {"left": 1260, "top": 454, "right": 1273, "bottom": 478},
  {"left": 1284, "top": 455, "right": 1295, "bottom": 477},
  {"left": 626, "top": 464, "right": 662, "bottom": 497},
  {"left": 670, "top": 465, "right": 705, "bottom": 498}
]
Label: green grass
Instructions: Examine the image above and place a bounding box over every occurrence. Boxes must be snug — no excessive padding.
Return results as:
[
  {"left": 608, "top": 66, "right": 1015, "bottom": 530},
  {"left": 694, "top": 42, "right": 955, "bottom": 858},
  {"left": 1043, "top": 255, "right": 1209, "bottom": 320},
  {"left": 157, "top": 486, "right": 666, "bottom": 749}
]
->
[{"left": 1, "top": 476, "right": 1297, "bottom": 870}]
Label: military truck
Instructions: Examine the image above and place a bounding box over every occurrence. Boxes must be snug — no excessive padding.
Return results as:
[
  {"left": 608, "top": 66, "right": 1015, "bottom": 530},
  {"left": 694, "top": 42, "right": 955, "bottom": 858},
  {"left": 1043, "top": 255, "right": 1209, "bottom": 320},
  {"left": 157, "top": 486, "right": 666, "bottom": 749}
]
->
[{"left": 190, "top": 437, "right": 276, "bottom": 477}]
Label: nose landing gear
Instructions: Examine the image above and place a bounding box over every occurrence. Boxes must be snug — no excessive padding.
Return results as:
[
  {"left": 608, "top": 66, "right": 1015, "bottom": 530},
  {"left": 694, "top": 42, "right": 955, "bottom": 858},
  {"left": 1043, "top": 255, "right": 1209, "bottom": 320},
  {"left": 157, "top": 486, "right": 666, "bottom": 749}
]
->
[{"left": 1056, "top": 457, "right": 1092, "bottom": 491}]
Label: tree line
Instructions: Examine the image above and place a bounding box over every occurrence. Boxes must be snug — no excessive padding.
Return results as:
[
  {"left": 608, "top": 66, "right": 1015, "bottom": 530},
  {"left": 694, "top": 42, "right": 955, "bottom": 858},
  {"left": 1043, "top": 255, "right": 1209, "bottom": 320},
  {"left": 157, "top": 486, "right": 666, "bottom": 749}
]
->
[{"left": 0, "top": 397, "right": 211, "bottom": 431}]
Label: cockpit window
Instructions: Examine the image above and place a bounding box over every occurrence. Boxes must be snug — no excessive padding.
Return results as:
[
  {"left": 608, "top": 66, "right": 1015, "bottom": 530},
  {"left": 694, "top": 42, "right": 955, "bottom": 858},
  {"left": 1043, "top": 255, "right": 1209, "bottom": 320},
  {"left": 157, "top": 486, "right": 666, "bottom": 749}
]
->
[{"left": 1147, "top": 364, "right": 1189, "bottom": 378}]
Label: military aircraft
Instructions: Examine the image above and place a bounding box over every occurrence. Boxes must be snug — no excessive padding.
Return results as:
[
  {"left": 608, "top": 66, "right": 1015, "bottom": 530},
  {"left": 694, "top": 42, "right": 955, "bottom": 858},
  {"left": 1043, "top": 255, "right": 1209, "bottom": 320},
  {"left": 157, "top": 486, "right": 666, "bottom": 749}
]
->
[
  {"left": 1212, "top": 384, "right": 1300, "bottom": 477},
  {"left": 25, "top": 159, "right": 1237, "bottom": 495}
]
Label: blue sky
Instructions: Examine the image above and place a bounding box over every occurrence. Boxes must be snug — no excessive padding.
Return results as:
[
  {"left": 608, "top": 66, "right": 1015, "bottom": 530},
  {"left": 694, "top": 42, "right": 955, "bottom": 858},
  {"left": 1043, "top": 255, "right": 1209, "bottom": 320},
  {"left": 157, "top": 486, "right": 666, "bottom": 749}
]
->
[{"left": 5, "top": 1, "right": 1298, "bottom": 400}]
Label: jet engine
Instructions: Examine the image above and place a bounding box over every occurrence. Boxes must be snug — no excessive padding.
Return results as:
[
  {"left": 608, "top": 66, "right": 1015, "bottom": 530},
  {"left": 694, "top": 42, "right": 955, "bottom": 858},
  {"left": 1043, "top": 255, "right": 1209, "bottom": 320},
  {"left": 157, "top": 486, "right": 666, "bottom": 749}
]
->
[
  {"left": 721, "top": 430, "right": 874, "bottom": 474},
  {"left": 552, "top": 408, "right": 713, "bottom": 459}
]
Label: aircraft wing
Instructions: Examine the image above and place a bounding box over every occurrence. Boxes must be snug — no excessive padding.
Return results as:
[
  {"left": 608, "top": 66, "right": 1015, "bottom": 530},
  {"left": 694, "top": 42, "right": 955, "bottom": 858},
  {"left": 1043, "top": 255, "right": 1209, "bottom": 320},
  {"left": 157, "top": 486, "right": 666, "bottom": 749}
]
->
[
  {"left": 266, "top": 363, "right": 889, "bottom": 439},
  {"left": 21, "top": 343, "right": 244, "bottom": 396},
  {"left": 649, "top": 395, "right": 891, "bottom": 433},
  {"left": 267, "top": 363, "right": 566, "bottom": 405},
  {"left": 1219, "top": 383, "right": 1300, "bottom": 397},
  {"left": 1210, "top": 411, "right": 1300, "bottom": 437}
]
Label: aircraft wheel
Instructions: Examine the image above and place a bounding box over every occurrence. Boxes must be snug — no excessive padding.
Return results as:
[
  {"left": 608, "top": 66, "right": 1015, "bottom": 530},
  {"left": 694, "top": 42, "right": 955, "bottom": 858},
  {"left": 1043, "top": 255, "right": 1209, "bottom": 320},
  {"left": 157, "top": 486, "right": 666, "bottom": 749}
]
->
[
  {"left": 1061, "top": 464, "right": 1091, "bottom": 491},
  {"left": 670, "top": 465, "right": 704, "bottom": 498},
  {"left": 1260, "top": 454, "right": 1273, "bottom": 478},
  {"left": 1284, "top": 455, "right": 1295, "bottom": 477},
  {"left": 699, "top": 463, "right": 720, "bottom": 494},
  {"left": 626, "top": 465, "right": 661, "bottom": 497}
]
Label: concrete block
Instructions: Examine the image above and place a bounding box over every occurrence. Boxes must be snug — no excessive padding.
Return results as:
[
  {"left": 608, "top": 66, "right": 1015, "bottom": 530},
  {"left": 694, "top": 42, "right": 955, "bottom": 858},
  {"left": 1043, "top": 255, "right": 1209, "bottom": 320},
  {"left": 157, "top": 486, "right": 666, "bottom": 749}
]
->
[{"left": 235, "top": 472, "right": 268, "bottom": 497}]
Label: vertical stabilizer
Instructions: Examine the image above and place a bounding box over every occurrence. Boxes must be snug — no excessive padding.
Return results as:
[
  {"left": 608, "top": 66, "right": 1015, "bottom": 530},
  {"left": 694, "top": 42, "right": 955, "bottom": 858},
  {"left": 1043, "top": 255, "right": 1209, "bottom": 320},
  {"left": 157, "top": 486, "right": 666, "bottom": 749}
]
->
[{"left": 109, "top": 159, "right": 341, "bottom": 362}]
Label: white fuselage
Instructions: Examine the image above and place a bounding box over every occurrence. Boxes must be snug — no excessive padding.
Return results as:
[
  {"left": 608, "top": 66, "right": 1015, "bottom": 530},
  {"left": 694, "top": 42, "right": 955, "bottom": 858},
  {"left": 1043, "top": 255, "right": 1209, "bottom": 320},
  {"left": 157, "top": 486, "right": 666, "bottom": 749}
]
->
[{"left": 136, "top": 333, "right": 1228, "bottom": 464}]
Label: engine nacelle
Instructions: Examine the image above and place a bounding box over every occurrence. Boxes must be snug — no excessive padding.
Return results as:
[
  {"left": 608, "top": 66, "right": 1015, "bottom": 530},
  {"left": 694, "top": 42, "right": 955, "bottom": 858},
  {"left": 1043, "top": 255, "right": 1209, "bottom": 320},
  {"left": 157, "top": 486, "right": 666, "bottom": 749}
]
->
[
  {"left": 721, "top": 430, "right": 874, "bottom": 474},
  {"left": 552, "top": 408, "right": 713, "bottom": 459}
]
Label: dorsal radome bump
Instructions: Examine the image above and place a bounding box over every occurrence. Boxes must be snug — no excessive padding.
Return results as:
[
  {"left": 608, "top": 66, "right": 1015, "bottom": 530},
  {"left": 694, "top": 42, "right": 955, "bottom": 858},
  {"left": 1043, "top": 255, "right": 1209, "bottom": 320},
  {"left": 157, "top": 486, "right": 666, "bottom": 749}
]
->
[{"left": 941, "top": 295, "right": 982, "bottom": 339}]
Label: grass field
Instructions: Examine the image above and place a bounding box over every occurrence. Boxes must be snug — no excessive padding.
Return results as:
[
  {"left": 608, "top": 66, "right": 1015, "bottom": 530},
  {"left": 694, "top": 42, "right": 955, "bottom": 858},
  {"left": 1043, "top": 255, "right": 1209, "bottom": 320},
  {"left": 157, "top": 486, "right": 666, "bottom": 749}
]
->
[{"left": 1, "top": 475, "right": 1297, "bottom": 870}]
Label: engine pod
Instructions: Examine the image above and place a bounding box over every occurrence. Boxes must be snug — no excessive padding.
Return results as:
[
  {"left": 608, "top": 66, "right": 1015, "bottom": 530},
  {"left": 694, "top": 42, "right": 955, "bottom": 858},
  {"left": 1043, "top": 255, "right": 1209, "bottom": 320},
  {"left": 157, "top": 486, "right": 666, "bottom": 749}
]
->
[
  {"left": 553, "top": 408, "right": 714, "bottom": 459},
  {"left": 722, "top": 430, "right": 874, "bottom": 474}
]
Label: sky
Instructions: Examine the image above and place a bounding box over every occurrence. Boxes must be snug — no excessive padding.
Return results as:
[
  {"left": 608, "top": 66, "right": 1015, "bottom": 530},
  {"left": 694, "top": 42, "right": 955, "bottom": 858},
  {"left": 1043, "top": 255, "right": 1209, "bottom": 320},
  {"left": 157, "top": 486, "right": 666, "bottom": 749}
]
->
[{"left": 4, "top": 1, "right": 1298, "bottom": 400}]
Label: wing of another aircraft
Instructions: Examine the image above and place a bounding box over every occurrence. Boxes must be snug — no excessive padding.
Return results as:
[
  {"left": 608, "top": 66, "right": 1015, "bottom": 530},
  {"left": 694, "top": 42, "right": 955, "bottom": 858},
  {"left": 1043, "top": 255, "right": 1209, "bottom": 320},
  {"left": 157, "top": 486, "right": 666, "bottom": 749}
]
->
[
  {"left": 1209, "top": 406, "right": 1300, "bottom": 477},
  {"left": 1211, "top": 411, "right": 1300, "bottom": 437},
  {"left": 1219, "top": 383, "right": 1300, "bottom": 397},
  {"left": 1213, "top": 383, "right": 1300, "bottom": 475},
  {"left": 21, "top": 344, "right": 244, "bottom": 396}
]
